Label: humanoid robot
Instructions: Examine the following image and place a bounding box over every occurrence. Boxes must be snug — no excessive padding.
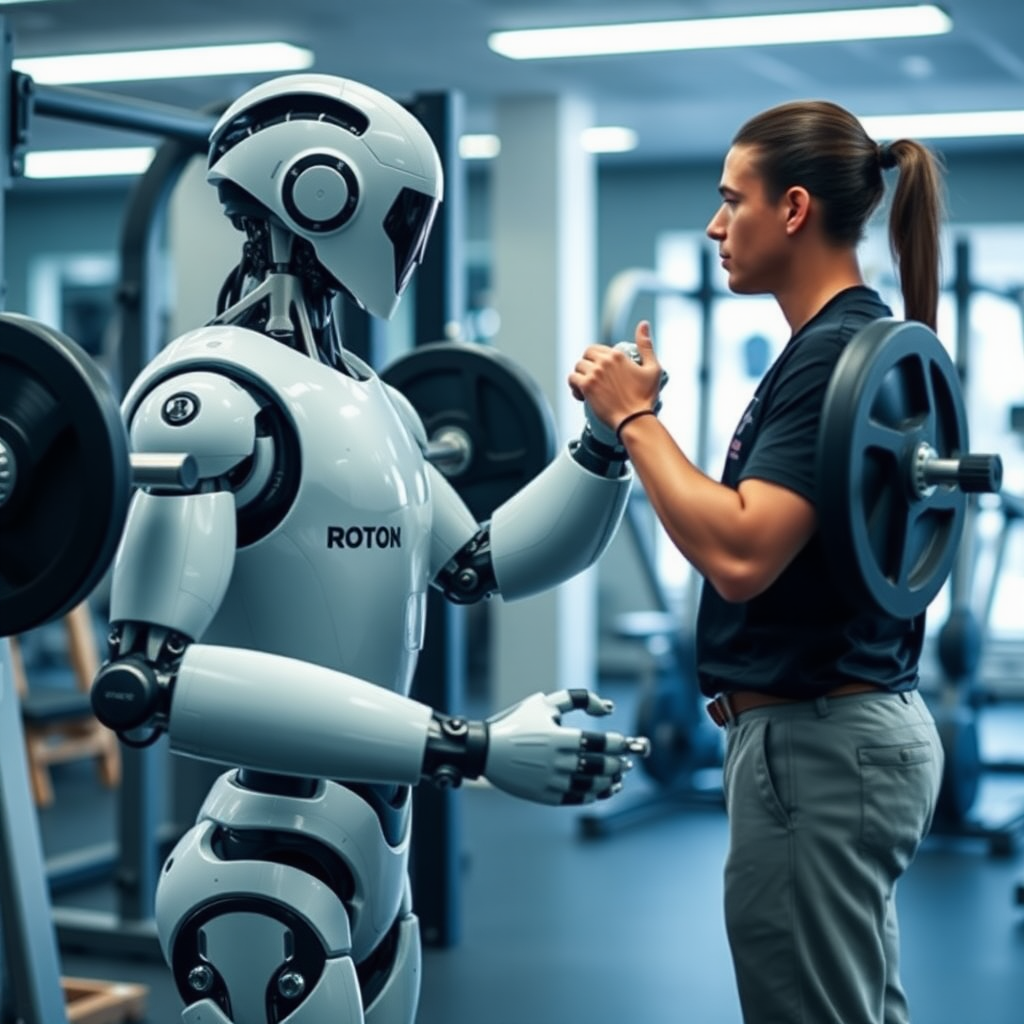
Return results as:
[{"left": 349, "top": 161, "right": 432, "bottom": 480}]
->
[{"left": 90, "top": 73, "right": 652, "bottom": 1024}]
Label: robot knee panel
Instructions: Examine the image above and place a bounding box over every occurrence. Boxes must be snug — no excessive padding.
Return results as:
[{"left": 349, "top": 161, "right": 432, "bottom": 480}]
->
[
  {"left": 164, "top": 876, "right": 419, "bottom": 1023},
  {"left": 156, "top": 822, "right": 354, "bottom": 962},
  {"left": 170, "top": 897, "right": 337, "bottom": 1021}
]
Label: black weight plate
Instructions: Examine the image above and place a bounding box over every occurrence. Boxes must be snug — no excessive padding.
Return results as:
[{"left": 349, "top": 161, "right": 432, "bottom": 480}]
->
[
  {"left": 381, "top": 342, "right": 557, "bottom": 522},
  {"left": 817, "top": 319, "right": 967, "bottom": 619},
  {"left": 0, "top": 313, "right": 130, "bottom": 635}
]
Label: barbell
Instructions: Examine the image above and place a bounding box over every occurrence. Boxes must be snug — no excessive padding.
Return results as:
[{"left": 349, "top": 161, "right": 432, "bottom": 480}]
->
[
  {"left": 0, "top": 312, "right": 1002, "bottom": 638},
  {"left": 0, "top": 316, "right": 557, "bottom": 636}
]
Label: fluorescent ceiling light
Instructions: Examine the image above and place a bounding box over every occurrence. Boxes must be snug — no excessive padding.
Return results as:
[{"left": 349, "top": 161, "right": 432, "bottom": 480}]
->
[
  {"left": 459, "top": 127, "right": 637, "bottom": 160},
  {"left": 460, "top": 134, "right": 502, "bottom": 160},
  {"left": 14, "top": 42, "right": 314, "bottom": 85},
  {"left": 860, "top": 109, "right": 1024, "bottom": 140},
  {"left": 582, "top": 126, "right": 637, "bottom": 153},
  {"left": 489, "top": 5, "right": 952, "bottom": 59},
  {"left": 24, "top": 147, "right": 156, "bottom": 179}
]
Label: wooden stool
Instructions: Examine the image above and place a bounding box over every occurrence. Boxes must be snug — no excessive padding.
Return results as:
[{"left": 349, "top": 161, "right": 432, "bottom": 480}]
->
[
  {"left": 62, "top": 977, "right": 148, "bottom": 1024},
  {"left": 11, "top": 602, "right": 121, "bottom": 807}
]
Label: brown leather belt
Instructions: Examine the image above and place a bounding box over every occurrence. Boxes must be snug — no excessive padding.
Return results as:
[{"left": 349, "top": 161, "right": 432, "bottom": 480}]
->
[{"left": 706, "top": 681, "right": 885, "bottom": 728}]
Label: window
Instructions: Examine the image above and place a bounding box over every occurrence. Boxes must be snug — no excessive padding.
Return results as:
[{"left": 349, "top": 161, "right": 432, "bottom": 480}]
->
[{"left": 651, "top": 225, "right": 1024, "bottom": 640}]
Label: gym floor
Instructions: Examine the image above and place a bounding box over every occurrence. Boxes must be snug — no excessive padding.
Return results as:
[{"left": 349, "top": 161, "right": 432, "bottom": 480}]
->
[{"left": 31, "top": 680, "right": 1024, "bottom": 1024}]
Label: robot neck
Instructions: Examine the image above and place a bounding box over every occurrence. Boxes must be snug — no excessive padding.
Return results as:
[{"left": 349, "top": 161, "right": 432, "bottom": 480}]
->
[{"left": 212, "top": 218, "right": 347, "bottom": 369}]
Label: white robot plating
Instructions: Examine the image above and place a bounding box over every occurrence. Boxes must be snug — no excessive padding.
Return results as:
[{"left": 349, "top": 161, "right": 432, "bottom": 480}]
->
[{"left": 92, "top": 72, "right": 653, "bottom": 1024}]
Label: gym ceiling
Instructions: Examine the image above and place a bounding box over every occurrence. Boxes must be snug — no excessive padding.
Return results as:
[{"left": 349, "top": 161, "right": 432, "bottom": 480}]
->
[{"left": 4, "top": 0, "right": 1023, "bottom": 164}]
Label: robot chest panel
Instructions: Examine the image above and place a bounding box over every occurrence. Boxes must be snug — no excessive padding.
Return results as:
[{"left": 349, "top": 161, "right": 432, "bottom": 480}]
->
[
  {"left": 216, "top": 377, "right": 434, "bottom": 679},
  {"left": 289, "top": 381, "right": 432, "bottom": 566}
]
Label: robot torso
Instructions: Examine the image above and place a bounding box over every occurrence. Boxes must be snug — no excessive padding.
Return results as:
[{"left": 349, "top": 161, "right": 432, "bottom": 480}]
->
[{"left": 124, "top": 324, "right": 434, "bottom": 696}]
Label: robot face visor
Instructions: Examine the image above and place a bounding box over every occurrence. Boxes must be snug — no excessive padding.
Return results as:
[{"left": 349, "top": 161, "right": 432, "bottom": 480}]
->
[{"left": 385, "top": 187, "right": 440, "bottom": 295}]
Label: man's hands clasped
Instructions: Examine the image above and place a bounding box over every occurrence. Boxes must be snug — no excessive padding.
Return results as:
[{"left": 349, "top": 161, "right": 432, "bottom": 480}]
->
[{"left": 569, "top": 320, "right": 668, "bottom": 448}]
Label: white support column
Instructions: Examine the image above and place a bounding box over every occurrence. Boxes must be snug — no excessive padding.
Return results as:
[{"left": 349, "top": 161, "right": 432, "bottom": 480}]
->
[
  {"left": 168, "top": 156, "right": 242, "bottom": 340},
  {"left": 489, "top": 94, "right": 599, "bottom": 708}
]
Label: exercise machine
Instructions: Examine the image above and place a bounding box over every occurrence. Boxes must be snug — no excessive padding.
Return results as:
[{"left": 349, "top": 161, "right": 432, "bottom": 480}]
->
[
  {"left": 580, "top": 260, "right": 725, "bottom": 838},
  {"left": 923, "top": 239, "right": 1024, "bottom": 854}
]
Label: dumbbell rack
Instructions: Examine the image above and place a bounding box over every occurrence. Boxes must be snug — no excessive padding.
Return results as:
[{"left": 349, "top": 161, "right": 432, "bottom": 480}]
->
[{"left": 0, "top": 639, "right": 147, "bottom": 1024}]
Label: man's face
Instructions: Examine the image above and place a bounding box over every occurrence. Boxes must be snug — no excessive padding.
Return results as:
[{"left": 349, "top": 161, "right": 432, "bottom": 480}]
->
[{"left": 706, "top": 144, "right": 793, "bottom": 296}]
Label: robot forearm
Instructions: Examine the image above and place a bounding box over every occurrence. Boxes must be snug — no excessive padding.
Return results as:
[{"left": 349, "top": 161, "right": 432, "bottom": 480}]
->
[
  {"left": 487, "top": 444, "right": 632, "bottom": 601},
  {"left": 167, "top": 645, "right": 433, "bottom": 783},
  {"left": 92, "top": 644, "right": 646, "bottom": 803}
]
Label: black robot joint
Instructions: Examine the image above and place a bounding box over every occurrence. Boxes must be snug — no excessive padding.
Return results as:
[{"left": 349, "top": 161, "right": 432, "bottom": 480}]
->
[{"left": 327, "top": 525, "right": 402, "bottom": 549}]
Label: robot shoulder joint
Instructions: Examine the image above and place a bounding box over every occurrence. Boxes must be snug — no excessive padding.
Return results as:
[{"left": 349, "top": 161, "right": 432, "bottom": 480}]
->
[{"left": 129, "top": 370, "right": 261, "bottom": 478}]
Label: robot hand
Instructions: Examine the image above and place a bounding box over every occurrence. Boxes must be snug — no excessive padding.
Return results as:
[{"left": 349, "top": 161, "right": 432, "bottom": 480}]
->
[{"left": 483, "top": 689, "right": 650, "bottom": 805}]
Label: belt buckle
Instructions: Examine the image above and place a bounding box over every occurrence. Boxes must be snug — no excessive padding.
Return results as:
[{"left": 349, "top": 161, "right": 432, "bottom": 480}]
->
[{"left": 707, "top": 693, "right": 735, "bottom": 727}]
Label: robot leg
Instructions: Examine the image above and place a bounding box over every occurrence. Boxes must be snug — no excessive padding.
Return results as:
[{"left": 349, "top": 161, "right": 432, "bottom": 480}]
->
[{"left": 156, "top": 772, "right": 422, "bottom": 1024}]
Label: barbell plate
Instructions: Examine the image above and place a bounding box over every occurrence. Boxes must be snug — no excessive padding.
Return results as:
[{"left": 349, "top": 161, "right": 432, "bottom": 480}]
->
[
  {"left": 0, "top": 314, "right": 131, "bottom": 636},
  {"left": 381, "top": 341, "right": 556, "bottom": 522},
  {"left": 817, "top": 319, "right": 967, "bottom": 620}
]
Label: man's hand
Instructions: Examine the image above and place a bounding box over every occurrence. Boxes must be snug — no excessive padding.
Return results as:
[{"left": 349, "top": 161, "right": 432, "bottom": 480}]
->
[
  {"left": 569, "top": 321, "right": 667, "bottom": 445},
  {"left": 483, "top": 689, "right": 650, "bottom": 806}
]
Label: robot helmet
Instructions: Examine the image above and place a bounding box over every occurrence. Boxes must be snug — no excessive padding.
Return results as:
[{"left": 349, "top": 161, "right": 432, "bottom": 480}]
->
[{"left": 208, "top": 73, "right": 443, "bottom": 321}]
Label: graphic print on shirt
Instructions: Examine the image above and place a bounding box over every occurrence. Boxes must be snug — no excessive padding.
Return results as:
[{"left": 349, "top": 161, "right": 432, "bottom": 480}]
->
[{"left": 728, "top": 396, "right": 760, "bottom": 463}]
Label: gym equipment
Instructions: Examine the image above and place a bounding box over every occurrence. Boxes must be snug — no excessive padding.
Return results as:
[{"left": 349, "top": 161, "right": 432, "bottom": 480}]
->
[
  {"left": 0, "top": 315, "right": 132, "bottom": 638},
  {"left": 817, "top": 317, "right": 1002, "bottom": 620},
  {"left": 0, "top": 316, "right": 199, "bottom": 634},
  {"left": 0, "top": 315, "right": 556, "bottom": 611},
  {"left": 1, "top": 640, "right": 69, "bottom": 1024},
  {"left": 581, "top": 259, "right": 725, "bottom": 838},
  {"left": 381, "top": 341, "right": 556, "bottom": 521},
  {"left": 919, "top": 240, "right": 1024, "bottom": 857},
  {"left": 10, "top": 603, "right": 120, "bottom": 808}
]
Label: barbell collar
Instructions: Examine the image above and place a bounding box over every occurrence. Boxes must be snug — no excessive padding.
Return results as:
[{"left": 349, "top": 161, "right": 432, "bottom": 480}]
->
[
  {"left": 956, "top": 453, "right": 1003, "bottom": 494},
  {"left": 0, "top": 437, "right": 15, "bottom": 508},
  {"left": 424, "top": 426, "right": 473, "bottom": 477},
  {"left": 917, "top": 448, "right": 1003, "bottom": 496},
  {"left": 130, "top": 452, "right": 199, "bottom": 491}
]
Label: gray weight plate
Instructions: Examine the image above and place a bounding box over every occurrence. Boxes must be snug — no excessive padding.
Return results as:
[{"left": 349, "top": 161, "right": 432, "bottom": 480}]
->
[
  {"left": 817, "top": 319, "right": 968, "bottom": 620},
  {"left": 381, "top": 341, "right": 557, "bottom": 522}
]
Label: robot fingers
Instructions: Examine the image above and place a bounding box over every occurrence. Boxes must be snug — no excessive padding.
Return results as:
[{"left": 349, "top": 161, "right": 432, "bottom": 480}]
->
[
  {"left": 549, "top": 747, "right": 637, "bottom": 804},
  {"left": 554, "top": 749, "right": 632, "bottom": 777},
  {"left": 580, "top": 729, "right": 651, "bottom": 758},
  {"left": 560, "top": 773, "right": 625, "bottom": 806},
  {"left": 546, "top": 688, "right": 615, "bottom": 718}
]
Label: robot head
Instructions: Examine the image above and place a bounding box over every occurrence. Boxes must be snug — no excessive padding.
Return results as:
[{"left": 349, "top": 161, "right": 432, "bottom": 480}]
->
[{"left": 208, "top": 73, "right": 443, "bottom": 321}]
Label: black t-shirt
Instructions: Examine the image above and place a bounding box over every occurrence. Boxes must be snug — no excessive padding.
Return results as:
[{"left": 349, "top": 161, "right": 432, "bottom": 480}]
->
[{"left": 696, "top": 286, "right": 923, "bottom": 699}]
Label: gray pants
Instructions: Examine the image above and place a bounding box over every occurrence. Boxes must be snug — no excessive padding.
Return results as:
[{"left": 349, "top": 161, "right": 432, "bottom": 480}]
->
[{"left": 721, "top": 689, "right": 943, "bottom": 1024}]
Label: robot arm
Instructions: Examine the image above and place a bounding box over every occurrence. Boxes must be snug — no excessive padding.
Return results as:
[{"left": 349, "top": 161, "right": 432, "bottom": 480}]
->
[
  {"left": 426, "top": 442, "right": 632, "bottom": 604},
  {"left": 93, "top": 369, "right": 647, "bottom": 801},
  {"left": 93, "top": 369, "right": 259, "bottom": 740},
  {"left": 97, "top": 642, "right": 646, "bottom": 804},
  {"left": 423, "top": 343, "right": 670, "bottom": 605}
]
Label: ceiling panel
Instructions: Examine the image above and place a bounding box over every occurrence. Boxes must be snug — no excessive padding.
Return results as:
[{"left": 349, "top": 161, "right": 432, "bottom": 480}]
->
[{"left": 3, "top": 0, "right": 1022, "bottom": 168}]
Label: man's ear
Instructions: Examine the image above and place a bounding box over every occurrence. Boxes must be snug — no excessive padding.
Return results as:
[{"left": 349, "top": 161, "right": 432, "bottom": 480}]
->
[{"left": 783, "top": 186, "right": 811, "bottom": 235}]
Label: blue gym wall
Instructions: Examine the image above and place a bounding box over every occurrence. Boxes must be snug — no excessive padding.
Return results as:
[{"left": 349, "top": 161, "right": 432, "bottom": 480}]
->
[{"left": 4, "top": 148, "right": 1022, "bottom": 320}]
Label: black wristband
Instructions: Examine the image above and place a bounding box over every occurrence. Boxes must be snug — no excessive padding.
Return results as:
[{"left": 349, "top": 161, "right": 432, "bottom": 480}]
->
[
  {"left": 422, "top": 712, "right": 489, "bottom": 788},
  {"left": 615, "top": 408, "right": 657, "bottom": 443}
]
